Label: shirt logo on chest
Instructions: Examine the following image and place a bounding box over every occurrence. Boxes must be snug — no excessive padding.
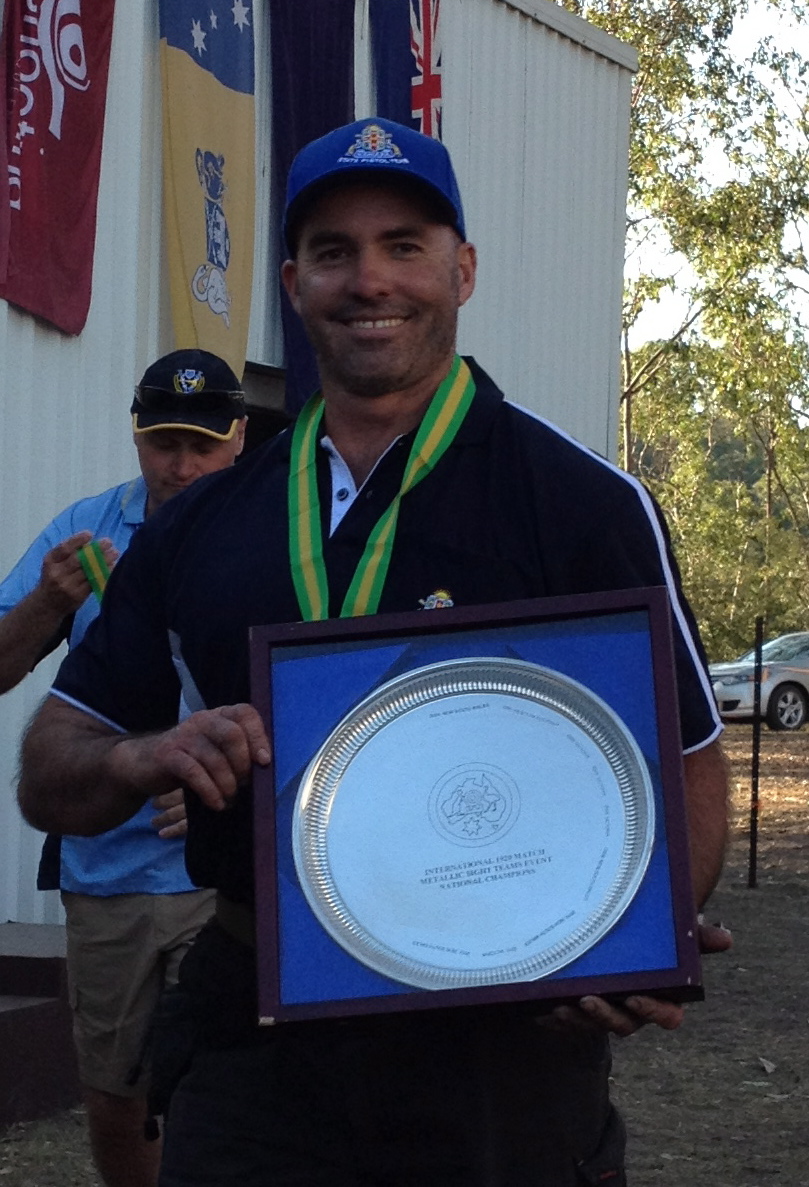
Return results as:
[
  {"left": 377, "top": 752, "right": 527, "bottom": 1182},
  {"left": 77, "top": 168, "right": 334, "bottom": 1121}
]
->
[{"left": 419, "top": 588, "right": 454, "bottom": 610}]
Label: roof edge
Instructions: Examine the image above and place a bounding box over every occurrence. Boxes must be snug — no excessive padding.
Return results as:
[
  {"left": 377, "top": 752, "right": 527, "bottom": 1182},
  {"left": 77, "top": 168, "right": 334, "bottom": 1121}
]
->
[{"left": 495, "top": 0, "right": 639, "bottom": 73}]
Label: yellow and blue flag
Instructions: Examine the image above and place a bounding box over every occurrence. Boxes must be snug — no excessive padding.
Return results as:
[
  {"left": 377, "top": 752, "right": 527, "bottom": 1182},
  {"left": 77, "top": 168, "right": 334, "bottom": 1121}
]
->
[{"left": 159, "top": 1, "right": 255, "bottom": 378}]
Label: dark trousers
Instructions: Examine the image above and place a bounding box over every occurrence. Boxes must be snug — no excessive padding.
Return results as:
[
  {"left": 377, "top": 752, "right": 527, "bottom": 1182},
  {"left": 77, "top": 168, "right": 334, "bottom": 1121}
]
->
[
  {"left": 159, "top": 1008, "right": 625, "bottom": 1186},
  {"left": 157, "top": 922, "right": 626, "bottom": 1185}
]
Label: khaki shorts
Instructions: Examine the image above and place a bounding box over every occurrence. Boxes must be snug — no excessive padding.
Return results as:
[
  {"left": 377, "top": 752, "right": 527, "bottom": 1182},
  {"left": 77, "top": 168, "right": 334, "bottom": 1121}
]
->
[{"left": 62, "top": 889, "right": 215, "bottom": 1097}]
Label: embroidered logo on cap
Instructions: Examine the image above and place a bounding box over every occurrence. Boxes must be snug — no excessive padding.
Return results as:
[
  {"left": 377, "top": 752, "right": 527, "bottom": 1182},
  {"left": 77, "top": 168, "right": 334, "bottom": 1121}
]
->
[
  {"left": 173, "top": 369, "right": 207, "bottom": 395},
  {"left": 339, "top": 123, "right": 408, "bottom": 165}
]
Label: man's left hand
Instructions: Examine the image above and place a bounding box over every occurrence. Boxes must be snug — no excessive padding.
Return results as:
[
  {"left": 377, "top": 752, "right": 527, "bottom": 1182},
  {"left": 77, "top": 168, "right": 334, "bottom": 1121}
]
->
[
  {"left": 150, "top": 788, "right": 187, "bottom": 838},
  {"left": 698, "top": 917, "right": 732, "bottom": 954},
  {"left": 549, "top": 917, "right": 732, "bottom": 1037},
  {"left": 552, "top": 994, "right": 684, "bottom": 1038}
]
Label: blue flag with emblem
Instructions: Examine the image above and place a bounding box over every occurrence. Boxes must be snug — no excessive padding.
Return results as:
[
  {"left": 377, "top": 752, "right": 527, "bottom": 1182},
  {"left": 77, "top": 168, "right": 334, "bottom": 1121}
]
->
[
  {"left": 268, "top": 0, "right": 355, "bottom": 413},
  {"left": 159, "top": 0, "right": 255, "bottom": 378}
]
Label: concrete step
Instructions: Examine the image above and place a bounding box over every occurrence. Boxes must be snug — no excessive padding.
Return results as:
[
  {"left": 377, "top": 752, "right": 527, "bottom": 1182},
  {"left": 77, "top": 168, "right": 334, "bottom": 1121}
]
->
[
  {"left": 0, "top": 923, "right": 68, "bottom": 999},
  {"left": 0, "top": 924, "right": 79, "bottom": 1126}
]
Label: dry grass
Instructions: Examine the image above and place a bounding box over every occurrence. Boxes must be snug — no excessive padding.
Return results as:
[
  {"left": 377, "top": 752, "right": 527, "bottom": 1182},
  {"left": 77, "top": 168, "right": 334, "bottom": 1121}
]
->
[{"left": 3, "top": 721, "right": 808, "bottom": 1184}]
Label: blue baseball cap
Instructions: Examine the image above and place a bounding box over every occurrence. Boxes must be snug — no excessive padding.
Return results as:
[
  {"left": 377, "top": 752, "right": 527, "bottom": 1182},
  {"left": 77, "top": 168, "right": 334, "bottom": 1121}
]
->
[{"left": 284, "top": 118, "right": 466, "bottom": 252}]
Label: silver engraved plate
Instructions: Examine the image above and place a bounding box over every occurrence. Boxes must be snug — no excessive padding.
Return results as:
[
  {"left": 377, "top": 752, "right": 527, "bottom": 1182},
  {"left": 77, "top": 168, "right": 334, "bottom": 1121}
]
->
[{"left": 292, "top": 657, "right": 655, "bottom": 990}]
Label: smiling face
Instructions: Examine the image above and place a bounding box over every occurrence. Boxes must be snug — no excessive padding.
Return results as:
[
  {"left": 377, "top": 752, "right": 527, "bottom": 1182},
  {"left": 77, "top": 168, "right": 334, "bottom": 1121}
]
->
[
  {"left": 281, "top": 178, "right": 476, "bottom": 405},
  {"left": 135, "top": 424, "right": 245, "bottom": 514}
]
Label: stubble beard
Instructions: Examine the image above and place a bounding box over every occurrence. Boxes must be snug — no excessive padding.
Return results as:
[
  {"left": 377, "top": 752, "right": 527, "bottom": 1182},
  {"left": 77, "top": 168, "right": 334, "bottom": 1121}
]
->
[{"left": 309, "top": 313, "right": 459, "bottom": 402}]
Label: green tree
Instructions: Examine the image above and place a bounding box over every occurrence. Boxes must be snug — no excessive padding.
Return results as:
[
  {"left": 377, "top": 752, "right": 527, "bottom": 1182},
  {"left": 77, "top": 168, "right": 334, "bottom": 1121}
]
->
[
  {"left": 630, "top": 331, "right": 809, "bottom": 658},
  {"left": 560, "top": 0, "right": 809, "bottom": 657}
]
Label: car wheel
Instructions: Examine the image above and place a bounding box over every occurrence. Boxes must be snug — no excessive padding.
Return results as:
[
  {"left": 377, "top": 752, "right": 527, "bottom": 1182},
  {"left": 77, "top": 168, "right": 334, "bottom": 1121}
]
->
[{"left": 765, "top": 683, "right": 808, "bottom": 731}]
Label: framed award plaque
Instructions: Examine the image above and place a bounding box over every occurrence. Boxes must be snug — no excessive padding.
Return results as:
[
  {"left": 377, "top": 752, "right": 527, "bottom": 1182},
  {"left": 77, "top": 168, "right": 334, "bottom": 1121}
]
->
[{"left": 250, "top": 587, "right": 703, "bottom": 1024}]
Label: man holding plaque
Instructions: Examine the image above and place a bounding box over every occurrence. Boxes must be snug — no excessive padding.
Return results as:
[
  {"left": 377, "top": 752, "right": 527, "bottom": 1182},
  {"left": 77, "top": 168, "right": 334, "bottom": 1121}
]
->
[{"left": 18, "top": 120, "right": 728, "bottom": 1186}]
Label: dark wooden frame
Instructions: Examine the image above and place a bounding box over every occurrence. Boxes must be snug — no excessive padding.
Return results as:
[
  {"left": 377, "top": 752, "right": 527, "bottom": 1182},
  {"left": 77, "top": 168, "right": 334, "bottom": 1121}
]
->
[{"left": 250, "top": 587, "right": 702, "bottom": 1024}]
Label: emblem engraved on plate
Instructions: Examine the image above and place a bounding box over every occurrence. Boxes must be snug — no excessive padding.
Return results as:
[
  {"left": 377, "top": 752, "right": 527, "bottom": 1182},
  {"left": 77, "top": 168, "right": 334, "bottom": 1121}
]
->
[{"left": 429, "top": 762, "right": 520, "bottom": 845}]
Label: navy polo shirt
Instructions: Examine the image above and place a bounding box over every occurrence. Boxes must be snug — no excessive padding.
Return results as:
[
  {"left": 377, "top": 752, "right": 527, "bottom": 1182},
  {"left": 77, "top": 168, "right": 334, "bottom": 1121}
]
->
[{"left": 53, "top": 360, "right": 720, "bottom": 902}]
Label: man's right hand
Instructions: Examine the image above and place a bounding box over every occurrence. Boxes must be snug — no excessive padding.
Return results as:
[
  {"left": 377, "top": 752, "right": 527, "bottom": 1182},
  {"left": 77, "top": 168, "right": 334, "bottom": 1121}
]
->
[
  {"left": 38, "top": 531, "right": 119, "bottom": 614},
  {"left": 0, "top": 534, "right": 118, "bottom": 697},
  {"left": 19, "top": 698, "right": 272, "bottom": 837},
  {"left": 113, "top": 704, "right": 272, "bottom": 816},
  {"left": 150, "top": 705, "right": 272, "bottom": 810}
]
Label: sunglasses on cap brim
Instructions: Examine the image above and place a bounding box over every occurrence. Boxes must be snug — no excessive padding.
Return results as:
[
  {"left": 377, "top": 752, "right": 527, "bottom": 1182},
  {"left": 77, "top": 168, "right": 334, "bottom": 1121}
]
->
[{"left": 134, "top": 387, "right": 245, "bottom": 414}]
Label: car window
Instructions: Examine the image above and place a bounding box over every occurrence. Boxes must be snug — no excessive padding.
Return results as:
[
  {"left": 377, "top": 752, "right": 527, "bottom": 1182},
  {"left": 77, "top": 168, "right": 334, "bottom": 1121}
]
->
[{"left": 742, "top": 636, "right": 809, "bottom": 662}]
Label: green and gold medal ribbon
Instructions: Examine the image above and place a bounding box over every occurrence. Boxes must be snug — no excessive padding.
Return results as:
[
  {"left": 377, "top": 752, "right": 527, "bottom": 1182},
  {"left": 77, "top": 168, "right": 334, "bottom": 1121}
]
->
[
  {"left": 77, "top": 542, "right": 111, "bottom": 602},
  {"left": 288, "top": 354, "right": 476, "bottom": 621}
]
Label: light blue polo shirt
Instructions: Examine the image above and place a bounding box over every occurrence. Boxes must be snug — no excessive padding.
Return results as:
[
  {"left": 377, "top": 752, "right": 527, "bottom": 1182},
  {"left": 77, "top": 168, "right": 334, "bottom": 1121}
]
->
[{"left": 0, "top": 478, "right": 197, "bottom": 896}]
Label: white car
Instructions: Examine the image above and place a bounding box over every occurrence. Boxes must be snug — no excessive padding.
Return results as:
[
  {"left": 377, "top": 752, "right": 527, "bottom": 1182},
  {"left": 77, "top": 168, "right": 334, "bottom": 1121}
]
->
[{"left": 709, "top": 632, "right": 809, "bottom": 731}]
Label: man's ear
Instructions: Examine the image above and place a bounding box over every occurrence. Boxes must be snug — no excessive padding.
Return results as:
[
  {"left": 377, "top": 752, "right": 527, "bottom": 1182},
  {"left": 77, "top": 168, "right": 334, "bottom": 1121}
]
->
[
  {"left": 281, "top": 259, "right": 300, "bottom": 314},
  {"left": 457, "top": 241, "right": 477, "bottom": 308}
]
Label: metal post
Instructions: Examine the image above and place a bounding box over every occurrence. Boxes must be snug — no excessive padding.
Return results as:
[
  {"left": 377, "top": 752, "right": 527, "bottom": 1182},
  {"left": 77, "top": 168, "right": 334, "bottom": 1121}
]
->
[{"left": 748, "top": 616, "right": 764, "bottom": 889}]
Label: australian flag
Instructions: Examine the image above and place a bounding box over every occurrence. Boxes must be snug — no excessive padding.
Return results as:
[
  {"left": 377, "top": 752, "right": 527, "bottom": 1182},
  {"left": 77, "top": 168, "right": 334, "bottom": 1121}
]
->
[{"left": 370, "top": 0, "right": 443, "bottom": 139}]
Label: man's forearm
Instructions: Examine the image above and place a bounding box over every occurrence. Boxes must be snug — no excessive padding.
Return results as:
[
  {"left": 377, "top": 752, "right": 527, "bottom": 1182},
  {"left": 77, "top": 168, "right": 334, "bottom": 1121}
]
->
[
  {"left": 19, "top": 694, "right": 272, "bottom": 836},
  {"left": 17, "top": 695, "right": 175, "bottom": 835},
  {"left": 0, "top": 589, "right": 69, "bottom": 694},
  {"left": 683, "top": 739, "right": 730, "bottom": 908}
]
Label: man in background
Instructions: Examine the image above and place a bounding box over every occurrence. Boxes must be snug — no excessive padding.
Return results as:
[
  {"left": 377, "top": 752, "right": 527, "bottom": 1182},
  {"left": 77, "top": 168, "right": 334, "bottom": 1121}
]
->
[{"left": 0, "top": 348, "right": 246, "bottom": 1187}]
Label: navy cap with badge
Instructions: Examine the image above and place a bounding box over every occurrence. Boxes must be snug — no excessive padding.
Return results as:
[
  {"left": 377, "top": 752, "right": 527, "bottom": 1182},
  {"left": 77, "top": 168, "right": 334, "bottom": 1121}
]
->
[
  {"left": 131, "top": 349, "right": 246, "bottom": 442},
  {"left": 284, "top": 118, "right": 466, "bottom": 252}
]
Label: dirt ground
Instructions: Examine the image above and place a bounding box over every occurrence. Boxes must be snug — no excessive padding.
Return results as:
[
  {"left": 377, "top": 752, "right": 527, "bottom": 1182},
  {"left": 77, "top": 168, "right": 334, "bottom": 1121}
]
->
[
  {"left": 1, "top": 721, "right": 808, "bottom": 1185},
  {"left": 612, "top": 722, "right": 809, "bottom": 1186}
]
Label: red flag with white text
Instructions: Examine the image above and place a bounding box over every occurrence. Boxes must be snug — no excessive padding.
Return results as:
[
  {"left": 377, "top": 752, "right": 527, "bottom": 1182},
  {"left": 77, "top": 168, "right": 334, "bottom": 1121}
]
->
[{"left": 0, "top": 0, "right": 116, "bottom": 334}]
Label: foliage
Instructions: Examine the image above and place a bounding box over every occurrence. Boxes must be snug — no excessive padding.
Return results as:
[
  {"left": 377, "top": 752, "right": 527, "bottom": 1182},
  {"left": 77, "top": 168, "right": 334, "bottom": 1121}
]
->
[
  {"left": 559, "top": 0, "right": 809, "bottom": 658},
  {"left": 630, "top": 332, "right": 809, "bottom": 658}
]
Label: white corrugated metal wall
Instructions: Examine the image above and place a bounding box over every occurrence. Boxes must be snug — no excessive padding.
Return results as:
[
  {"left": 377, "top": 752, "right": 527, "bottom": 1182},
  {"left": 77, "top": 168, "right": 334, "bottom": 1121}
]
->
[
  {"left": 0, "top": 0, "right": 635, "bottom": 923},
  {"left": 0, "top": 1, "right": 166, "bottom": 924},
  {"left": 443, "top": 0, "right": 636, "bottom": 453}
]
